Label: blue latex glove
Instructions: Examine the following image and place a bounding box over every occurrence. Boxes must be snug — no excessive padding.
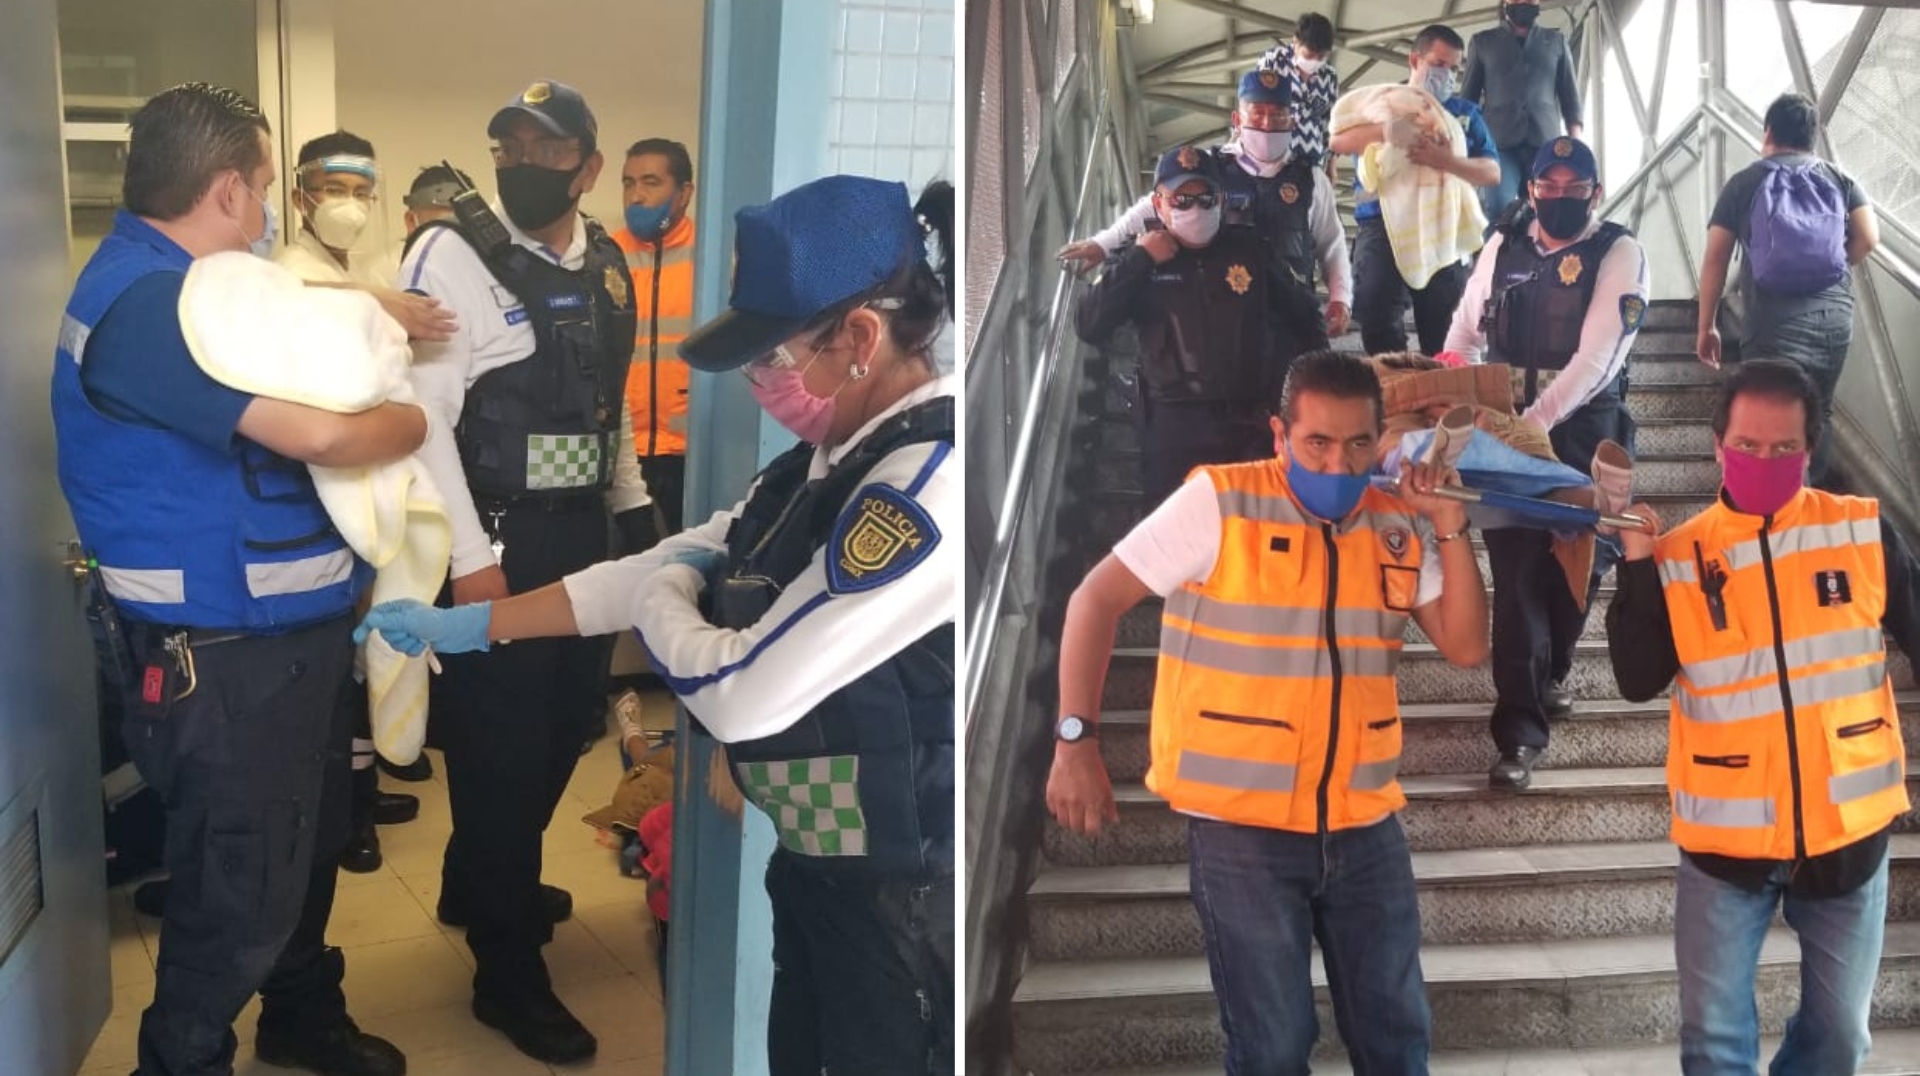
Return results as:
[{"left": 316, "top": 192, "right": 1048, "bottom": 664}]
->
[{"left": 353, "top": 599, "right": 492, "bottom": 656}]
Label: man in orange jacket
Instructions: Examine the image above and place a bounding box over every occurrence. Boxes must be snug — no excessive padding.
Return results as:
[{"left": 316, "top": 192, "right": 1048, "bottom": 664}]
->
[
  {"left": 1608, "top": 359, "right": 1918, "bottom": 1075},
  {"left": 613, "top": 138, "right": 697, "bottom": 547},
  {"left": 1047, "top": 352, "right": 1490, "bottom": 1073}
]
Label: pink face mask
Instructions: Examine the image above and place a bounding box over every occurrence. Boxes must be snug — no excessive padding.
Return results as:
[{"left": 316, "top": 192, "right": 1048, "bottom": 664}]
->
[
  {"left": 1720, "top": 445, "right": 1806, "bottom": 517},
  {"left": 747, "top": 350, "right": 837, "bottom": 444}
]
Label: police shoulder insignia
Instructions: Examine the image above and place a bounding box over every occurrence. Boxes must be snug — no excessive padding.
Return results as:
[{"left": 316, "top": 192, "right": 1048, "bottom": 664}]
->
[
  {"left": 604, "top": 266, "right": 631, "bottom": 309},
  {"left": 1553, "top": 137, "right": 1573, "bottom": 158},
  {"left": 523, "top": 81, "right": 553, "bottom": 104},
  {"left": 1225, "top": 264, "right": 1253, "bottom": 295},
  {"left": 828, "top": 483, "right": 941, "bottom": 595},
  {"left": 1381, "top": 526, "right": 1411, "bottom": 562},
  {"left": 1177, "top": 145, "right": 1201, "bottom": 171},
  {"left": 1259, "top": 70, "right": 1281, "bottom": 89},
  {"left": 1557, "top": 252, "right": 1583, "bottom": 286},
  {"left": 1279, "top": 182, "right": 1300, "bottom": 205},
  {"left": 1621, "top": 294, "right": 1647, "bottom": 332}
]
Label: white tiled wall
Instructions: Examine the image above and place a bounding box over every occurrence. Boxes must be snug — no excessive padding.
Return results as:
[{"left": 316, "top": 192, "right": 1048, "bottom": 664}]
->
[{"left": 831, "top": 0, "right": 954, "bottom": 191}]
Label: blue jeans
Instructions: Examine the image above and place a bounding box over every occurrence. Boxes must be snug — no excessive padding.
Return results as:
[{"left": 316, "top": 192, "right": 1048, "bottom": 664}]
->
[
  {"left": 1675, "top": 850, "right": 1887, "bottom": 1076},
  {"left": 1188, "top": 815, "right": 1430, "bottom": 1075},
  {"left": 1482, "top": 142, "right": 1536, "bottom": 235}
]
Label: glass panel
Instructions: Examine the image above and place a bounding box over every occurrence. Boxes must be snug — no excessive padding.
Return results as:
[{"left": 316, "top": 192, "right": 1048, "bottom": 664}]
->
[
  {"left": 1819, "top": 9, "right": 1920, "bottom": 231},
  {"left": 967, "top": 0, "right": 1008, "bottom": 357}
]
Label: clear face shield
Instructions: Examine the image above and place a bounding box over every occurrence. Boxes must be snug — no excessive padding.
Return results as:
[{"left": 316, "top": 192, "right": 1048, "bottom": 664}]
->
[{"left": 292, "top": 154, "right": 390, "bottom": 264}]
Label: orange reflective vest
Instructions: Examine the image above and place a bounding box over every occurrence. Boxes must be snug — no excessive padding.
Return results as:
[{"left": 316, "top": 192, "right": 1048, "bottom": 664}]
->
[
  {"left": 1146, "top": 460, "right": 1425, "bottom": 833},
  {"left": 615, "top": 216, "right": 696, "bottom": 458},
  {"left": 1655, "top": 488, "right": 1909, "bottom": 861}
]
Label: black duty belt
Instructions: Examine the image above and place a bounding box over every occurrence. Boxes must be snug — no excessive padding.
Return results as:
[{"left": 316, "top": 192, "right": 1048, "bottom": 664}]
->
[{"left": 474, "top": 491, "right": 606, "bottom": 516}]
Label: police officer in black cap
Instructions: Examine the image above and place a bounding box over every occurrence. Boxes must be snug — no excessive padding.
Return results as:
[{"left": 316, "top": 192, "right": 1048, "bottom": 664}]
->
[
  {"left": 396, "top": 79, "right": 651, "bottom": 1062},
  {"left": 1443, "top": 135, "right": 1651, "bottom": 789},
  {"left": 1075, "top": 145, "right": 1301, "bottom": 504}
]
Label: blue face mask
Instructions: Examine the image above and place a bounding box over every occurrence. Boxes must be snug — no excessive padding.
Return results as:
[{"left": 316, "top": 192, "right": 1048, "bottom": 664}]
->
[
  {"left": 1286, "top": 448, "right": 1370, "bottom": 521},
  {"left": 624, "top": 199, "right": 673, "bottom": 240},
  {"left": 252, "top": 200, "right": 279, "bottom": 259}
]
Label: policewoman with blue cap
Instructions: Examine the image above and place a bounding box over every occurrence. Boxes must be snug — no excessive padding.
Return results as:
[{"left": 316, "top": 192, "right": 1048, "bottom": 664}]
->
[{"left": 360, "top": 173, "right": 959, "bottom": 1074}]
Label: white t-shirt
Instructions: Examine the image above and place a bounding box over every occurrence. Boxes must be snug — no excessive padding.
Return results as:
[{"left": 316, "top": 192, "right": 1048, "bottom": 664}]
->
[{"left": 1114, "top": 470, "right": 1446, "bottom": 609}]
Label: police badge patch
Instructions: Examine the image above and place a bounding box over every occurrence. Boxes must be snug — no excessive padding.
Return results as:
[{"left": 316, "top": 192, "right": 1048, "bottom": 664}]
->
[
  {"left": 1225, "top": 264, "right": 1253, "bottom": 295},
  {"left": 1279, "top": 182, "right": 1300, "bottom": 205},
  {"left": 827, "top": 483, "right": 941, "bottom": 595},
  {"left": 1553, "top": 137, "right": 1573, "bottom": 158},
  {"left": 1381, "top": 526, "right": 1410, "bottom": 562},
  {"left": 523, "top": 81, "right": 553, "bottom": 104},
  {"left": 1177, "top": 145, "right": 1202, "bottom": 171},
  {"left": 604, "top": 266, "right": 631, "bottom": 309},
  {"left": 1621, "top": 294, "right": 1646, "bottom": 332},
  {"left": 1557, "top": 253, "right": 1583, "bottom": 286},
  {"left": 1259, "top": 70, "right": 1281, "bottom": 89}
]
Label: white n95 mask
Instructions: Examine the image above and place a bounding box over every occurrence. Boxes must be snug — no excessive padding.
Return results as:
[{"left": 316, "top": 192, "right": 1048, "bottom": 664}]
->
[{"left": 312, "top": 199, "right": 371, "bottom": 250}]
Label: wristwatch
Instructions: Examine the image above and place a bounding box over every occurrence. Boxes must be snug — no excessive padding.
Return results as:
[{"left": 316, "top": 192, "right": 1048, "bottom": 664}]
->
[{"left": 1056, "top": 714, "right": 1097, "bottom": 743}]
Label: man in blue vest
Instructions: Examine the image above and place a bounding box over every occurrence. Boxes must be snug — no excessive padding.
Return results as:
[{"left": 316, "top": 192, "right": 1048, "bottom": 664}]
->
[{"left": 52, "top": 82, "right": 428, "bottom": 1076}]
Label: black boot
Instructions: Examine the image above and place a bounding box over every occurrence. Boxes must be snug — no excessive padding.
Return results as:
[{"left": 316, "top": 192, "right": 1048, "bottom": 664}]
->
[
  {"left": 256, "top": 1017, "right": 406, "bottom": 1076},
  {"left": 338, "top": 826, "right": 382, "bottom": 874},
  {"left": 472, "top": 987, "right": 596, "bottom": 1064},
  {"left": 372, "top": 792, "right": 419, "bottom": 826}
]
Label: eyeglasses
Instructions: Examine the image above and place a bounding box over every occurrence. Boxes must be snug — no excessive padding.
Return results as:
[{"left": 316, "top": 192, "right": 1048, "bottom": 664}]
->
[
  {"left": 1533, "top": 181, "right": 1596, "bottom": 199},
  {"left": 490, "top": 139, "right": 583, "bottom": 170},
  {"left": 1165, "top": 192, "right": 1219, "bottom": 210},
  {"left": 307, "top": 182, "right": 377, "bottom": 203},
  {"left": 744, "top": 343, "right": 822, "bottom": 388}
]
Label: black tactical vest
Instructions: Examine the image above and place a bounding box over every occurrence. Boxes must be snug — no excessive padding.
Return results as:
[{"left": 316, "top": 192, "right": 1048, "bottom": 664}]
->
[
  {"left": 712, "top": 398, "right": 955, "bottom": 879},
  {"left": 410, "top": 216, "right": 637, "bottom": 499},
  {"left": 1214, "top": 149, "right": 1319, "bottom": 291},
  {"left": 1487, "top": 216, "right": 1631, "bottom": 407}
]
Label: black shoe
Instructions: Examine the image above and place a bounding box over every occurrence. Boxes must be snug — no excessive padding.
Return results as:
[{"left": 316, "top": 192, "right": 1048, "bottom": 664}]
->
[
  {"left": 132, "top": 878, "right": 169, "bottom": 918},
  {"left": 1543, "top": 681, "right": 1574, "bottom": 721},
  {"left": 339, "top": 829, "right": 382, "bottom": 874},
  {"left": 255, "top": 1018, "right": 406, "bottom": 1076},
  {"left": 378, "top": 754, "right": 433, "bottom": 783},
  {"left": 472, "top": 988, "right": 596, "bottom": 1064},
  {"left": 372, "top": 792, "right": 419, "bottom": 826},
  {"left": 1489, "top": 745, "right": 1545, "bottom": 790},
  {"left": 437, "top": 883, "right": 573, "bottom": 928}
]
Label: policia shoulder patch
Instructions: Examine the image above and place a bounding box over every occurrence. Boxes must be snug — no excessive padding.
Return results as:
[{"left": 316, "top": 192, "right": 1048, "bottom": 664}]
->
[
  {"left": 828, "top": 484, "right": 940, "bottom": 595},
  {"left": 1621, "top": 294, "right": 1647, "bottom": 333}
]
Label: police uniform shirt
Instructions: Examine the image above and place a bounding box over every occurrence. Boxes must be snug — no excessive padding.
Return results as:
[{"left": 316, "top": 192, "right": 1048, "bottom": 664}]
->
[
  {"left": 562, "top": 375, "right": 958, "bottom": 744},
  {"left": 1116, "top": 469, "right": 1444, "bottom": 607},
  {"left": 400, "top": 205, "right": 649, "bottom": 578},
  {"left": 1089, "top": 160, "right": 1353, "bottom": 308},
  {"left": 1442, "top": 214, "right": 1650, "bottom": 431},
  {"left": 276, "top": 227, "right": 399, "bottom": 290}
]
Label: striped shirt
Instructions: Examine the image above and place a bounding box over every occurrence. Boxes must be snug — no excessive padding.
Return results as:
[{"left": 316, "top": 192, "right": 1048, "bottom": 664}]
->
[{"left": 1256, "top": 42, "right": 1342, "bottom": 166}]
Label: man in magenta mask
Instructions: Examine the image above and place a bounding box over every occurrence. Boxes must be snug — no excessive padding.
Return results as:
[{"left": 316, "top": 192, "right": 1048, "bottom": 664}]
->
[{"left": 1606, "top": 358, "right": 1918, "bottom": 1075}]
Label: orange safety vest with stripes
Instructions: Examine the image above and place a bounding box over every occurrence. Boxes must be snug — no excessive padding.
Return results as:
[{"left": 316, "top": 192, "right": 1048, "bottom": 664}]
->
[
  {"left": 615, "top": 216, "right": 696, "bottom": 458},
  {"left": 1146, "top": 460, "right": 1424, "bottom": 834},
  {"left": 1654, "top": 488, "right": 1909, "bottom": 861}
]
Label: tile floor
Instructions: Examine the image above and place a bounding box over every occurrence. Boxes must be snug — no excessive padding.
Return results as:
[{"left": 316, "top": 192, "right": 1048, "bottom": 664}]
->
[{"left": 78, "top": 695, "right": 674, "bottom": 1076}]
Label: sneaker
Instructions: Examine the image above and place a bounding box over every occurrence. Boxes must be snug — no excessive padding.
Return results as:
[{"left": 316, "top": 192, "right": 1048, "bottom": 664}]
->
[{"left": 1489, "top": 745, "right": 1544, "bottom": 790}]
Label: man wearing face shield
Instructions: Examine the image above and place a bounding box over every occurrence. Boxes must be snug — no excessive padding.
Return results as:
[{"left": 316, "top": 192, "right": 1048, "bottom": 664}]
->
[
  {"left": 1444, "top": 136, "right": 1651, "bottom": 790},
  {"left": 393, "top": 79, "right": 651, "bottom": 1063},
  {"left": 1075, "top": 147, "right": 1315, "bottom": 506},
  {"left": 277, "top": 132, "right": 396, "bottom": 289},
  {"left": 358, "top": 174, "right": 960, "bottom": 1075},
  {"left": 1461, "top": 0, "right": 1585, "bottom": 229},
  {"left": 1059, "top": 71, "right": 1351, "bottom": 344}
]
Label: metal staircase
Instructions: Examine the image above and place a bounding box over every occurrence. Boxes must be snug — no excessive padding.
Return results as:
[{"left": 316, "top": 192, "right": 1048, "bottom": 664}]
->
[{"left": 1002, "top": 299, "right": 1920, "bottom": 1074}]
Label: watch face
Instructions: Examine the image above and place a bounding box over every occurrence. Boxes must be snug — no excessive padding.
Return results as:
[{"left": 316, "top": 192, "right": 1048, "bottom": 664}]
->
[{"left": 1058, "top": 715, "right": 1086, "bottom": 741}]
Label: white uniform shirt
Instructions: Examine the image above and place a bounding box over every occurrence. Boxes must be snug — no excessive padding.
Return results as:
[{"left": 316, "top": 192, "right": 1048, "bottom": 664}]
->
[
  {"left": 564, "top": 375, "right": 959, "bottom": 743},
  {"left": 276, "top": 227, "right": 399, "bottom": 289},
  {"left": 1116, "top": 468, "right": 1445, "bottom": 608},
  {"left": 399, "top": 206, "right": 649, "bottom": 578},
  {"left": 1443, "top": 216, "right": 1651, "bottom": 431},
  {"left": 1089, "top": 153, "right": 1354, "bottom": 307}
]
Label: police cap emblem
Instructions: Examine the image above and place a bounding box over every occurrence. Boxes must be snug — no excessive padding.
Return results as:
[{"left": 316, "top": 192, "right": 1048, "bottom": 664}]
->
[
  {"left": 1279, "top": 182, "right": 1300, "bottom": 205},
  {"left": 1558, "top": 252, "right": 1583, "bottom": 286},
  {"left": 1259, "top": 70, "right": 1281, "bottom": 89},
  {"left": 1553, "top": 138, "right": 1573, "bottom": 158},
  {"left": 827, "top": 484, "right": 941, "bottom": 595},
  {"left": 523, "top": 81, "right": 553, "bottom": 105},
  {"left": 1177, "top": 145, "right": 1201, "bottom": 171}
]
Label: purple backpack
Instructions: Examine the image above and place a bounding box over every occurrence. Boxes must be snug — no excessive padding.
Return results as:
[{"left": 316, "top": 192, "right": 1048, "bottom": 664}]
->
[{"left": 1747, "top": 158, "right": 1848, "bottom": 295}]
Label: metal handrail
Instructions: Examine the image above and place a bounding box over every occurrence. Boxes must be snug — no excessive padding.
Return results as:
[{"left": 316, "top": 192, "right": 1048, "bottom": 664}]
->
[{"left": 963, "top": 96, "right": 1123, "bottom": 727}]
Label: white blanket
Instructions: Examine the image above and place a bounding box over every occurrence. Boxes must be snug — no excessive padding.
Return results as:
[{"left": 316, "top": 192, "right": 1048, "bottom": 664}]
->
[
  {"left": 178, "top": 251, "right": 450, "bottom": 764},
  {"left": 1332, "top": 83, "right": 1487, "bottom": 289}
]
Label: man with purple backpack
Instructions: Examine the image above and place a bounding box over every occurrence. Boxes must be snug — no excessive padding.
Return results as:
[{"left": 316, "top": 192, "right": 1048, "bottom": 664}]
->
[{"left": 1696, "top": 92, "right": 1879, "bottom": 487}]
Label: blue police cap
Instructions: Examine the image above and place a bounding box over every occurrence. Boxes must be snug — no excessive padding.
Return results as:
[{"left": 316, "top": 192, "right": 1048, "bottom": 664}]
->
[
  {"left": 678, "top": 175, "right": 923, "bottom": 372},
  {"left": 1154, "top": 145, "right": 1219, "bottom": 193},
  {"left": 1237, "top": 67, "right": 1292, "bottom": 106},
  {"left": 1532, "top": 137, "right": 1599, "bottom": 184},
  {"left": 488, "top": 80, "right": 599, "bottom": 152}
]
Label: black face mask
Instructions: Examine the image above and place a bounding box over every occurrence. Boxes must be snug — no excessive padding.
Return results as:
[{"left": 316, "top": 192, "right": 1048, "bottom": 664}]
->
[
  {"left": 1535, "top": 196, "right": 1594, "bottom": 240},
  {"left": 1505, "top": 3, "right": 1540, "bottom": 28},
  {"left": 496, "top": 163, "right": 582, "bottom": 231}
]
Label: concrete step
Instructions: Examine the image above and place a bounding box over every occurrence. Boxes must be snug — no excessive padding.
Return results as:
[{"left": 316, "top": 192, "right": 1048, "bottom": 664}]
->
[
  {"left": 1008, "top": 922, "right": 1920, "bottom": 1074},
  {"left": 1027, "top": 833, "right": 1920, "bottom": 961},
  {"left": 1103, "top": 1026, "right": 1920, "bottom": 1076},
  {"left": 1086, "top": 692, "right": 1920, "bottom": 785},
  {"left": 1040, "top": 768, "right": 1920, "bottom": 868}
]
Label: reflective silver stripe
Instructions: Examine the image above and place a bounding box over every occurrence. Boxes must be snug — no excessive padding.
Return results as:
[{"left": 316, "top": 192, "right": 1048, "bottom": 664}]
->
[
  {"left": 623, "top": 246, "right": 695, "bottom": 271},
  {"left": 634, "top": 316, "right": 695, "bottom": 342},
  {"left": 1217, "top": 488, "right": 1308, "bottom": 526},
  {"left": 1681, "top": 627, "right": 1887, "bottom": 690},
  {"left": 1677, "top": 661, "right": 1888, "bottom": 725},
  {"left": 59, "top": 313, "right": 92, "bottom": 364},
  {"left": 1160, "top": 625, "right": 1400, "bottom": 678},
  {"left": 1165, "top": 591, "right": 1400, "bottom": 641},
  {"left": 1350, "top": 755, "right": 1401, "bottom": 791},
  {"left": 1177, "top": 750, "right": 1296, "bottom": 792},
  {"left": 1658, "top": 558, "right": 1697, "bottom": 585},
  {"left": 1674, "top": 789, "right": 1775, "bottom": 829},
  {"left": 1829, "top": 757, "right": 1905, "bottom": 806},
  {"left": 99, "top": 566, "right": 185, "bottom": 605},
  {"left": 245, "top": 549, "right": 356, "bottom": 598},
  {"left": 1721, "top": 518, "right": 1880, "bottom": 573}
]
